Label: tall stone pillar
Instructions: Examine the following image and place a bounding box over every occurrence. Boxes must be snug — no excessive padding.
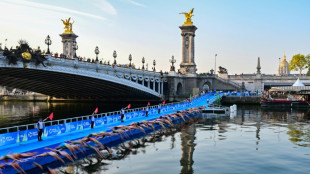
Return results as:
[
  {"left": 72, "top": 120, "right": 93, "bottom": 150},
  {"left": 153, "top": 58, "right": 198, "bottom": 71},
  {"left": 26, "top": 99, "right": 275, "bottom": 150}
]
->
[
  {"left": 59, "top": 33, "right": 78, "bottom": 58},
  {"left": 178, "top": 25, "right": 197, "bottom": 74}
]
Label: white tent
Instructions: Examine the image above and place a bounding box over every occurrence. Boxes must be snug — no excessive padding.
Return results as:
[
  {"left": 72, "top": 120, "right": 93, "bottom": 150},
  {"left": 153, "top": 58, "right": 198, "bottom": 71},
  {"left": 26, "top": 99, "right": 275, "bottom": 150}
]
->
[{"left": 292, "top": 78, "right": 305, "bottom": 87}]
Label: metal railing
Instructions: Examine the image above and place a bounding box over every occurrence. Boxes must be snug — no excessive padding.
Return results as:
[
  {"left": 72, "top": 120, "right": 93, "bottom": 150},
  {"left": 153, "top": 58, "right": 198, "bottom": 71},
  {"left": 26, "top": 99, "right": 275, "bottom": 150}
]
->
[{"left": 0, "top": 92, "right": 215, "bottom": 134}]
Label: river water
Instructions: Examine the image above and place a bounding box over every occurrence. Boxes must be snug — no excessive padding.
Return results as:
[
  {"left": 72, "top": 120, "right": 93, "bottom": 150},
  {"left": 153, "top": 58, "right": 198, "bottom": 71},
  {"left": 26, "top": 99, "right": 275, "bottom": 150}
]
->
[{"left": 1, "top": 102, "right": 310, "bottom": 173}]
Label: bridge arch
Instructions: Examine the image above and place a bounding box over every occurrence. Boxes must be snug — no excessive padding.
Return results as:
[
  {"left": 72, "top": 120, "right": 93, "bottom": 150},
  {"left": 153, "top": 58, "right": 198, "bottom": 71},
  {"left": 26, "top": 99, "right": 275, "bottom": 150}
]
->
[
  {"left": 176, "top": 82, "right": 183, "bottom": 96},
  {"left": 199, "top": 80, "right": 212, "bottom": 92}
]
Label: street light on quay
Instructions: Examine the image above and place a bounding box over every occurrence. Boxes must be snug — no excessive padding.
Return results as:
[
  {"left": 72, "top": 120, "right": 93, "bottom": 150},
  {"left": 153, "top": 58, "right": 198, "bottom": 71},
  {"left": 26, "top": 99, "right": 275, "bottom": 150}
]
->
[
  {"left": 214, "top": 53, "right": 217, "bottom": 74},
  {"left": 45, "top": 35, "right": 52, "bottom": 54},
  {"left": 95, "top": 46, "right": 99, "bottom": 62},
  {"left": 72, "top": 41, "right": 78, "bottom": 58},
  {"left": 113, "top": 50, "right": 117, "bottom": 65},
  {"left": 142, "top": 57, "right": 145, "bottom": 70},
  {"left": 153, "top": 59, "right": 156, "bottom": 72},
  {"left": 129, "top": 54, "right": 132, "bottom": 67}
]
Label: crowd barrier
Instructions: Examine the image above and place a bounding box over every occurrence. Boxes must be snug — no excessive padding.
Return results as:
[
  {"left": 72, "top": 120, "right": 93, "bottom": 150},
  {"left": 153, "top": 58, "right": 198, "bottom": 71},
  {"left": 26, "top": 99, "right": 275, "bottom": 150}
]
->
[{"left": 0, "top": 92, "right": 219, "bottom": 147}]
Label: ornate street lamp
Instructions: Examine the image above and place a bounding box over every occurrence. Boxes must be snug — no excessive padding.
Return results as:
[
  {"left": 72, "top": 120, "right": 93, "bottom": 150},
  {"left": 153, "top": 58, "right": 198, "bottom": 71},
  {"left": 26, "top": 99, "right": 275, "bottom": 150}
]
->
[
  {"left": 45, "top": 35, "right": 52, "bottom": 54},
  {"left": 72, "top": 41, "right": 78, "bottom": 58},
  {"left": 153, "top": 59, "right": 156, "bottom": 72},
  {"left": 113, "top": 50, "right": 117, "bottom": 65},
  {"left": 95, "top": 46, "right": 99, "bottom": 62},
  {"left": 128, "top": 54, "right": 132, "bottom": 67},
  {"left": 214, "top": 53, "right": 217, "bottom": 74},
  {"left": 142, "top": 57, "right": 145, "bottom": 70},
  {"left": 169, "top": 55, "right": 176, "bottom": 71}
]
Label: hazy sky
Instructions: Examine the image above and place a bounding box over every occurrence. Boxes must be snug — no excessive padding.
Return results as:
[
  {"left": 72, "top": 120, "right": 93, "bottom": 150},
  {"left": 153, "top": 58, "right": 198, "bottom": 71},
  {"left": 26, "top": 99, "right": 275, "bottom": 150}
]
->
[{"left": 0, "top": 0, "right": 309, "bottom": 74}]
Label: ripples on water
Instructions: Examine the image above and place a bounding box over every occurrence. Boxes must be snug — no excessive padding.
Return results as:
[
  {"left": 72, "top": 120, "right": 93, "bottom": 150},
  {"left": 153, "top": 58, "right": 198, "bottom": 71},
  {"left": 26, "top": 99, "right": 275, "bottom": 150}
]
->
[
  {"left": 55, "top": 105, "right": 310, "bottom": 174},
  {"left": 2, "top": 103, "right": 310, "bottom": 173}
]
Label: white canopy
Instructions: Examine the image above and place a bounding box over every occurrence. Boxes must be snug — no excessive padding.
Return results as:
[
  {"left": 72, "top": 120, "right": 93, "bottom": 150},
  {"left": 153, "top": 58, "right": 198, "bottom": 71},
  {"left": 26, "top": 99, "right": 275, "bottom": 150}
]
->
[{"left": 292, "top": 78, "right": 305, "bottom": 87}]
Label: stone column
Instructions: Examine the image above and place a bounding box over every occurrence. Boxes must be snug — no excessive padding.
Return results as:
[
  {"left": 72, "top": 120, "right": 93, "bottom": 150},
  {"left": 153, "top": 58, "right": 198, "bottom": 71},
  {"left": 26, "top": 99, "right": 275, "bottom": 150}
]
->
[
  {"left": 59, "top": 33, "right": 78, "bottom": 58},
  {"left": 178, "top": 25, "right": 197, "bottom": 74},
  {"left": 148, "top": 79, "right": 150, "bottom": 88},
  {"left": 153, "top": 80, "right": 156, "bottom": 91},
  {"left": 158, "top": 81, "right": 160, "bottom": 93},
  {"left": 162, "top": 82, "right": 164, "bottom": 95}
]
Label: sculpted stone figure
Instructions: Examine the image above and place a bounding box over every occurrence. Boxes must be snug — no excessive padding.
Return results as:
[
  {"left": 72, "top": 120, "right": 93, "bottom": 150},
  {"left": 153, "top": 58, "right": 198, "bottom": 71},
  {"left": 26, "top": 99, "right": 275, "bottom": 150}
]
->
[
  {"left": 179, "top": 8, "right": 194, "bottom": 25},
  {"left": 61, "top": 17, "right": 74, "bottom": 33}
]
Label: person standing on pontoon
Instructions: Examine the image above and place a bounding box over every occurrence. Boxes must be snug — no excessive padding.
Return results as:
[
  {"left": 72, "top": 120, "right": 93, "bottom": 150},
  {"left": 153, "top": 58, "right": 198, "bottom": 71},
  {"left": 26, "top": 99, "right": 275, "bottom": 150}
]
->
[{"left": 37, "top": 117, "right": 48, "bottom": 141}]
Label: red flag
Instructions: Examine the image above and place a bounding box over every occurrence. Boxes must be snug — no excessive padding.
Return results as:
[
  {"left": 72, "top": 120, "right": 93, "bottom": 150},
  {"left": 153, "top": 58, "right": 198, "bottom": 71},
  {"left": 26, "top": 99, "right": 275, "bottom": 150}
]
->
[
  {"left": 48, "top": 112, "right": 54, "bottom": 120},
  {"left": 94, "top": 107, "right": 98, "bottom": 114},
  {"left": 162, "top": 100, "right": 166, "bottom": 104},
  {"left": 148, "top": 102, "right": 150, "bottom": 106},
  {"left": 127, "top": 104, "right": 131, "bottom": 109}
]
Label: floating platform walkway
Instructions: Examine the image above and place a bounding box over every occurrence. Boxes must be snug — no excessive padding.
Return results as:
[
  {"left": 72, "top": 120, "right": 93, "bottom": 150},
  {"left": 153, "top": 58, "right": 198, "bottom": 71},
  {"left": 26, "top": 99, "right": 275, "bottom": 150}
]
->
[{"left": 0, "top": 92, "right": 223, "bottom": 174}]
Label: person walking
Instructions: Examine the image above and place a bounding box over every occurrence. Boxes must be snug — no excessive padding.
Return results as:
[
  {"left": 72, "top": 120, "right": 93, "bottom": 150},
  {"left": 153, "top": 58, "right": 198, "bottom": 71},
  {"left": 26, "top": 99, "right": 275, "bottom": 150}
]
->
[{"left": 37, "top": 117, "right": 48, "bottom": 141}]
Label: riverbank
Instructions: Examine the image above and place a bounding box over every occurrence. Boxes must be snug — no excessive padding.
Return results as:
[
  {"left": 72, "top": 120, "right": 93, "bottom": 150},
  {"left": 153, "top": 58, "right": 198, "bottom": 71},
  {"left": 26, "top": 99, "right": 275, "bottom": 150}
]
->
[{"left": 221, "top": 96, "right": 261, "bottom": 104}]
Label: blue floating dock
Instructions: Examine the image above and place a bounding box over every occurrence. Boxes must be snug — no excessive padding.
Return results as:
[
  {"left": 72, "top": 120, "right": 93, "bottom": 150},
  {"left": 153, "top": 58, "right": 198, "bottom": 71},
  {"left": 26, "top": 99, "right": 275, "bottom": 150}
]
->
[{"left": 0, "top": 92, "right": 222, "bottom": 174}]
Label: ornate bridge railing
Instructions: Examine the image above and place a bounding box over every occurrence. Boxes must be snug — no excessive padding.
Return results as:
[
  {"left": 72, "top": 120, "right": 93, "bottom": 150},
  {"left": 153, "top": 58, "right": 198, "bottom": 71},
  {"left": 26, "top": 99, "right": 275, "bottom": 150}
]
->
[{"left": 0, "top": 53, "right": 167, "bottom": 97}]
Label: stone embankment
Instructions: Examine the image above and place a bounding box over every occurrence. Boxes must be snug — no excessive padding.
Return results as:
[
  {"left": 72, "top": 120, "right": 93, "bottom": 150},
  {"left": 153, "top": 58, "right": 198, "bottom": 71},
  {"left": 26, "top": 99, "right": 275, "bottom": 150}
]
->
[{"left": 221, "top": 96, "right": 260, "bottom": 104}]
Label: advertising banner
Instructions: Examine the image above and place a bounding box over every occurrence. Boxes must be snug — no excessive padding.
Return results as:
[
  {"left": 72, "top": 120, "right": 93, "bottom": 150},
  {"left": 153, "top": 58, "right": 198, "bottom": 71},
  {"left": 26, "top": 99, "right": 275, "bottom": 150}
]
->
[
  {"left": 44, "top": 125, "right": 61, "bottom": 137},
  {"left": 27, "top": 129, "right": 38, "bottom": 141},
  {"left": 0, "top": 132, "right": 18, "bottom": 146},
  {"left": 95, "top": 117, "right": 104, "bottom": 126},
  {"left": 83, "top": 120, "right": 91, "bottom": 129}
]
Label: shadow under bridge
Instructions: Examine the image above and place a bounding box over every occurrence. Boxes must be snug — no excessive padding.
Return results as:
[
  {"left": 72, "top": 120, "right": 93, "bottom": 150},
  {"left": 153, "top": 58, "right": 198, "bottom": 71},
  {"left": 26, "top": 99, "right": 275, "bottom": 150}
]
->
[{"left": 0, "top": 67, "right": 161, "bottom": 101}]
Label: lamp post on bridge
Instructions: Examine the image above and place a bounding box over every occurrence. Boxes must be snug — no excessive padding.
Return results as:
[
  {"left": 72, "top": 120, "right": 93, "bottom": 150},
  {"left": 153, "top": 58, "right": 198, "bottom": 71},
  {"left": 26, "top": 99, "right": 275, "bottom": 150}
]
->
[
  {"left": 95, "top": 46, "right": 99, "bottom": 62},
  {"left": 113, "top": 50, "right": 117, "bottom": 65},
  {"left": 214, "top": 53, "right": 217, "bottom": 74},
  {"left": 142, "top": 57, "right": 145, "bottom": 70},
  {"left": 129, "top": 54, "right": 132, "bottom": 67},
  {"left": 153, "top": 59, "right": 156, "bottom": 72},
  {"left": 169, "top": 55, "right": 176, "bottom": 71},
  {"left": 45, "top": 35, "right": 52, "bottom": 54},
  {"left": 72, "top": 41, "right": 78, "bottom": 58}
]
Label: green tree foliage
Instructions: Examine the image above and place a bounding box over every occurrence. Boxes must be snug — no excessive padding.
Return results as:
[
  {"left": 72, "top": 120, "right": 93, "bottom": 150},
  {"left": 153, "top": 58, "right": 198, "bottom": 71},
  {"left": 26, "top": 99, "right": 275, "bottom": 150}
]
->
[
  {"left": 306, "top": 54, "right": 310, "bottom": 75},
  {"left": 289, "top": 54, "right": 306, "bottom": 76}
]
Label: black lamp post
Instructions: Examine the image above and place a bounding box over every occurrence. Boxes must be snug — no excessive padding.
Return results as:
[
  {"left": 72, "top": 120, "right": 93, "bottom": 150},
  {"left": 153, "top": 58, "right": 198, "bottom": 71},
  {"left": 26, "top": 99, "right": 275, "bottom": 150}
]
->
[
  {"left": 153, "top": 59, "right": 156, "bottom": 72},
  {"left": 95, "top": 46, "right": 99, "bottom": 62},
  {"left": 73, "top": 41, "right": 78, "bottom": 58},
  {"left": 142, "top": 57, "right": 145, "bottom": 70},
  {"left": 45, "top": 35, "right": 52, "bottom": 54},
  {"left": 169, "top": 55, "right": 176, "bottom": 71},
  {"left": 129, "top": 54, "right": 132, "bottom": 67},
  {"left": 113, "top": 50, "right": 117, "bottom": 65}
]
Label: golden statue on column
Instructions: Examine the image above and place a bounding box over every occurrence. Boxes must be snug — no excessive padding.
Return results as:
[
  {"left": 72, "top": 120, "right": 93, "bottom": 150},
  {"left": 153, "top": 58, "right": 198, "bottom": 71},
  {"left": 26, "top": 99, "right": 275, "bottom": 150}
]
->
[
  {"left": 61, "top": 17, "right": 74, "bottom": 33},
  {"left": 179, "top": 8, "right": 194, "bottom": 25}
]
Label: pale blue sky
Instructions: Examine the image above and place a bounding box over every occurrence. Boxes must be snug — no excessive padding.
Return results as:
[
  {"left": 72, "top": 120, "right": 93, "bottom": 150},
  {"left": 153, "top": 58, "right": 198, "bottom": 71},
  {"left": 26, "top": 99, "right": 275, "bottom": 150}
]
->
[{"left": 0, "top": 0, "right": 309, "bottom": 74}]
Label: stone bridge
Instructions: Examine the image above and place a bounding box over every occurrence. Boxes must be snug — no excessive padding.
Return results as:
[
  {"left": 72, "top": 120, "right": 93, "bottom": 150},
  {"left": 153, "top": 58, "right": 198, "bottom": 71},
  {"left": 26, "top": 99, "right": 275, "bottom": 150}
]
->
[
  {"left": 166, "top": 72, "right": 241, "bottom": 101},
  {"left": 0, "top": 53, "right": 165, "bottom": 101}
]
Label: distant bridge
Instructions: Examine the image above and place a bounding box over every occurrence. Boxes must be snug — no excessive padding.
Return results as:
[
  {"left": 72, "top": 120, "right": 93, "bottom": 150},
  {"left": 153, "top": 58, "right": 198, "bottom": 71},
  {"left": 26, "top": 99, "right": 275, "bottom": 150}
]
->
[
  {"left": 228, "top": 74, "right": 310, "bottom": 91},
  {"left": 0, "top": 54, "right": 164, "bottom": 101}
]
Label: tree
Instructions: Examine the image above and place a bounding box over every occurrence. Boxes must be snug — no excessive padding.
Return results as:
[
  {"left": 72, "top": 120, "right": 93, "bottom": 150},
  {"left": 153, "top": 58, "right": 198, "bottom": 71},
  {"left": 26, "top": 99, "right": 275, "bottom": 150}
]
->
[
  {"left": 289, "top": 54, "right": 306, "bottom": 76},
  {"left": 306, "top": 54, "right": 310, "bottom": 75}
]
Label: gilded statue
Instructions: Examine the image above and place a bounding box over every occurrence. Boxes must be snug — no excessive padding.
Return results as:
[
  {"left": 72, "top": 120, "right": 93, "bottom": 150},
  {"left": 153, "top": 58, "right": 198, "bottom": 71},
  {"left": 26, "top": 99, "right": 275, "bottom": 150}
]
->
[
  {"left": 22, "top": 49, "right": 32, "bottom": 60},
  {"left": 61, "top": 17, "right": 74, "bottom": 33},
  {"left": 179, "top": 8, "right": 194, "bottom": 25}
]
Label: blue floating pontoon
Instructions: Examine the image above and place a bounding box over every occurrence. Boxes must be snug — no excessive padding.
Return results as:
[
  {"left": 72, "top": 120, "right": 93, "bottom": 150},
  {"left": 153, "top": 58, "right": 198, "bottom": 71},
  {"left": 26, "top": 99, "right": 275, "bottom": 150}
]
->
[{"left": 0, "top": 92, "right": 222, "bottom": 174}]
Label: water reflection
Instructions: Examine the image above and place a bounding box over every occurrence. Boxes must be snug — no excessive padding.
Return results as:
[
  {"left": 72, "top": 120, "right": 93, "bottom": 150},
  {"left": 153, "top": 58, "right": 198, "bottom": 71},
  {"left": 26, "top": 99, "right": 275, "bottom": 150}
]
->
[
  {"left": 180, "top": 123, "right": 196, "bottom": 174},
  {"left": 19, "top": 105, "right": 310, "bottom": 173}
]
